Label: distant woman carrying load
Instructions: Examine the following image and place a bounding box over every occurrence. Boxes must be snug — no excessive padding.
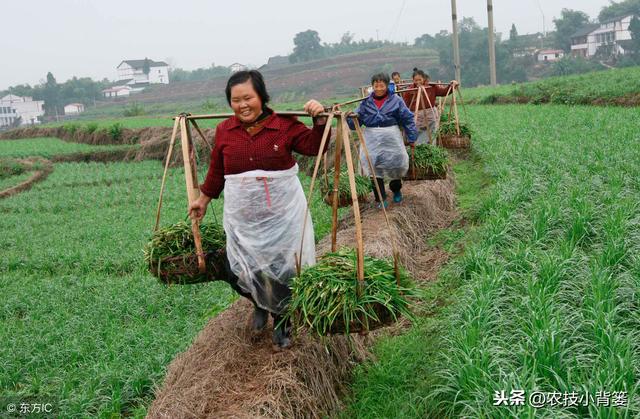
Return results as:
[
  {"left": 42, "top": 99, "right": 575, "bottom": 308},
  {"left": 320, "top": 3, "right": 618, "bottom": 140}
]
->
[
  {"left": 403, "top": 68, "right": 458, "bottom": 144},
  {"left": 348, "top": 72, "right": 417, "bottom": 207},
  {"left": 189, "top": 70, "right": 329, "bottom": 350}
]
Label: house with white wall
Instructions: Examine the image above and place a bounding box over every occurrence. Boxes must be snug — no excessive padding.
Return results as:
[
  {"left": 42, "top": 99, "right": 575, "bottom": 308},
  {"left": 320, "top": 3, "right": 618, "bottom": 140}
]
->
[
  {"left": 0, "top": 94, "right": 45, "bottom": 127},
  {"left": 229, "top": 63, "right": 247, "bottom": 73},
  {"left": 571, "top": 15, "right": 636, "bottom": 58},
  {"left": 117, "top": 59, "right": 170, "bottom": 85},
  {"left": 64, "top": 103, "right": 85, "bottom": 115},
  {"left": 102, "top": 85, "right": 132, "bottom": 98},
  {"left": 537, "top": 49, "right": 565, "bottom": 62},
  {"left": 102, "top": 58, "right": 169, "bottom": 99},
  {"left": 570, "top": 24, "right": 600, "bottom": 57}
]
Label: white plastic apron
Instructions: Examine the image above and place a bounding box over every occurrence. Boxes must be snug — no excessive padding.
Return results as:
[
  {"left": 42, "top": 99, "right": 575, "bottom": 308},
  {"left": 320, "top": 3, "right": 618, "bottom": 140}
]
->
[
  {"left": 223, "top": 164, "right": 315, "bottom": 313},
  {"left": 359, "top": 125, "right": 409, "bottom": 179}
]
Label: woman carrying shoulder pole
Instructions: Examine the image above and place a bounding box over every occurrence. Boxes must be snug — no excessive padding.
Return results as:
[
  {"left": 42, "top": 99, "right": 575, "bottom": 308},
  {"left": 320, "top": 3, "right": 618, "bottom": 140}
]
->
[{"left": 348, "top": 72, "right": 417, "bottom": 208}]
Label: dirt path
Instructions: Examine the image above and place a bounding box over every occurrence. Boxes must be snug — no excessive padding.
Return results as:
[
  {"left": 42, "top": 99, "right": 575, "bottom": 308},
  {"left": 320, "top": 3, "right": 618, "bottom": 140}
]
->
[
  {"left": 0, "top": 159, "right": 54, "bottom": 199},
  {"left": 146, "top": 175, "right": 458, "bottom": 418}
]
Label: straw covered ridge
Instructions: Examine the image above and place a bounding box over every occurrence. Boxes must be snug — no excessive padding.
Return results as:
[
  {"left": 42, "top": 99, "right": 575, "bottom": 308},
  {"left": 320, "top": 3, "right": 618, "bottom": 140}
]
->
[
  {"left": 317, "top": 176, "right": 457, "bottom": 278},
  {"left": 146, "top": 299, "right": 371, "bottom": 419},
  {"left": 147, "top": 174, "right": 457, "bottom": 418}
]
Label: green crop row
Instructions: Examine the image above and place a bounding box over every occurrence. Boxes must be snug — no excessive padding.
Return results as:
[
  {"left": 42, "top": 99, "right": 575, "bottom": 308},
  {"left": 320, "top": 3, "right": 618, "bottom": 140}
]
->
[
  {"left": 0, "top": 137, "right": 136, "bottom": 159},
  {"left": 463, "top": 66, "right": 640, "bottom": 106}
]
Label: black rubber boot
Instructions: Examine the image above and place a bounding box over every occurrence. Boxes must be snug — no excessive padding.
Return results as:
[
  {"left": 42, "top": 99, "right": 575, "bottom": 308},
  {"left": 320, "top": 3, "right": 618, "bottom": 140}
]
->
[
  {"left": 371, "top": 177, "right": 387, "bottom": 202},
  {"left": 271, "top": 314, "right": 292, "bottom": 350}
]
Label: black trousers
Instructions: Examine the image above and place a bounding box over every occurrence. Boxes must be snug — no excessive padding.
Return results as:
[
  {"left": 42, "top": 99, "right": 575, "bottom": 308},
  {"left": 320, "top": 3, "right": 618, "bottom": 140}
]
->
[
  {"left": 371, "top": 177, "right": 402, "bottom": 202},
  {"left": 224, "top": 256, "right": 291, "bottom": 327}
]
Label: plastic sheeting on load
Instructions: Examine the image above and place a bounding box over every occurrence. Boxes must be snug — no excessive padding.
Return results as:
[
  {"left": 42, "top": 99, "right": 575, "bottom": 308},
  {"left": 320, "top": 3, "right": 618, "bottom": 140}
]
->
[
  {"left": 223, "top": 164, "right": 315, "bottom": 314},
  {"left": 359, "top": 125, "right": 409, "bottom": 180}
]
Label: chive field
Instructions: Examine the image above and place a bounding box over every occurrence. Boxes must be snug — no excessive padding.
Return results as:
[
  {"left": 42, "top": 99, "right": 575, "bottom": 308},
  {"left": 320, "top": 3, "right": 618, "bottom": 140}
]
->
[
  {"left": 0, "top": 155, "right": 341, "bottom": 417},
  {"left": 0, "top": 137, "right": 136, "bottom": 159},
  {"left": 345, "top": 104, "right": 640, "bottom": 417},
  {"left": 45, "top": 117, "right": 178, "bottom": 129},
  {"left": 3, "top": 93, "right": 640, "bottom": 417}
]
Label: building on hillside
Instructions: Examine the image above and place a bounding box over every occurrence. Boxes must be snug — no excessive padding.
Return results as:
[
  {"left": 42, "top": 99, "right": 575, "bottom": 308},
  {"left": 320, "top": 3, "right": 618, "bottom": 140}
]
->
[
  {"left": 537, "top": 49, "right": 565, "bottom": 62},
  {"left": 117, "top": 59, "right": 170, "bottom": 85},
  {"left": 571, "top": 15, "right": 635, "bottom": 58},
  {"left": 0, "top": 94, "right": 45, "bottom": 127},
  {"left": 64, "top": 103, "right": 85, "bottom": 115},
  {"left": 229, "top": 63, "right": 247, "bottom": 73},
  {"left": 101, "top": 85, "right": 132, "bottom": 98},
  {"left": 570, "top": 24, "right": 600, "bottom": 57},
  {"left": 0, "top": 105, "right": 18, "bottom": 129},
  {"left": 101, "top": 58, "right": 170, "bottom": 99}
]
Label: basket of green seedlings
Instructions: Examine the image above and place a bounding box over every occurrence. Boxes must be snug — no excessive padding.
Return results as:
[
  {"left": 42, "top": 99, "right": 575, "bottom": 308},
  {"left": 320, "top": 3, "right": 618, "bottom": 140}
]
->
[
  {"left": 405, "top": 144, "right": 449, "bottom": 180},
  {"left": 320, "top": 169, "right": 370, "bottom": 208},
  {"left": 436, "top": 121, "right": 473, "bottom": 149},
  {"left": 144, "top": 221, "right": 226, "bottom": 285},
  {"left": 285, "top": 247, "right": 416, "bottom": 336}
]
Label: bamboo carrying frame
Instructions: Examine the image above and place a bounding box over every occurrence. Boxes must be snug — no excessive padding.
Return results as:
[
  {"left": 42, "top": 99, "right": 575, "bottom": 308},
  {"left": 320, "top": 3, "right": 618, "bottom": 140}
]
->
[
  {"left": 153, "top": 109, "right": 400, "bottom": 293},
  {"left": 154, "top": 113, "right": 214, "bottom": 274},
  {"left": 153, "top": 106, "right": 401, "bottom": 297},
  {"left": 297, "top": 107, "right": 402, "bottom": 298},
  {"left": 437, "top": 86, "right": 471, "bottom": 149}
]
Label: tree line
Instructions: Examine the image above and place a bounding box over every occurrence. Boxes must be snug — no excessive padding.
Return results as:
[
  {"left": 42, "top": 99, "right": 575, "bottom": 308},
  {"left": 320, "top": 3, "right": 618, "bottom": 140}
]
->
[
  {"left": 287, "top": 0, "right": 640, "bottom": 86},
  {"left": 289, "top": 30, "right": 408, "bottom": 63},
  {"left": 1, "top": 73, "right": 109, "bottom": 116}
]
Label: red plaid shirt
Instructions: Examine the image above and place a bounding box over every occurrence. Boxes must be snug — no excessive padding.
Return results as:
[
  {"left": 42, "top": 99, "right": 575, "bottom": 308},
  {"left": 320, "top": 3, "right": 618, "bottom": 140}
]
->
[{"left": 200, "top": 111, "right": 329, "bottom": 199}]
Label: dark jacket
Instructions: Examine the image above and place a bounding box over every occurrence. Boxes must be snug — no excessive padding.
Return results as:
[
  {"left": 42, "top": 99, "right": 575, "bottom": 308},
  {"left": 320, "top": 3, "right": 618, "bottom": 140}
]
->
[{"left": 347, "top": 93, "right": 418, "bottom": 143}]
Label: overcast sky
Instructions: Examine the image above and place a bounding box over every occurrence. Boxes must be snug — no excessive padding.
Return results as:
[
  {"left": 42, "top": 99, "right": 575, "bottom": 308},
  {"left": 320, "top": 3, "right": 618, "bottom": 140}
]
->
[{"left": 1, "top": 0, "right": 609, "bottom": 90}]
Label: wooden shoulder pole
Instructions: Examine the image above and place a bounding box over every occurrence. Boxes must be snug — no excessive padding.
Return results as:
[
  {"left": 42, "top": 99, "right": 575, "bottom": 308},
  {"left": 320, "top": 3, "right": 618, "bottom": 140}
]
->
[
  {"left": 297, "top": 112, "right": 335, "bottom": 275},
  {"left": 154, "top": 117, "right": 180, "bottom": 231},
  {"left": 331, "top": 114, "right": 344, "bottom": 252},
  {"left": 452, "top": 91, "right": 461, "bottom": 136},
  {"left": 340, "top": 115, "right": 365, "bottom": 291},
  {"left": 180, "top": 116, "right": 206, "bottom": 273}
]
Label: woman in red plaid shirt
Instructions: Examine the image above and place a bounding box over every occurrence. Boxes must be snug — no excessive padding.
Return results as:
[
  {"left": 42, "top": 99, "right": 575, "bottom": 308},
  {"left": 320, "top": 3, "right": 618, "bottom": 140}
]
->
[{"left": 189, "top": 70, "right": 328, "bottom": 350}]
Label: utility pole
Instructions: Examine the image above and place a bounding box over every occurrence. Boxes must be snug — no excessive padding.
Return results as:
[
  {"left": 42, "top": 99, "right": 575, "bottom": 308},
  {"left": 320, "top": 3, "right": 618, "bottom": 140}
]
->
[
  {"left": 451, "top": 0, "right": 461, "bottom": 82},
  {"left": 487, "top": 0, "right": 497, "bottom": 86}
]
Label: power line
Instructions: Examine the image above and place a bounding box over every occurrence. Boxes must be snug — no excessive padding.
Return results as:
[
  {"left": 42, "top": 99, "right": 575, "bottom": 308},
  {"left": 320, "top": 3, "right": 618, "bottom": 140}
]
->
[{"left": 388, "top": 0, "right": 408, "bottom": 41}]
